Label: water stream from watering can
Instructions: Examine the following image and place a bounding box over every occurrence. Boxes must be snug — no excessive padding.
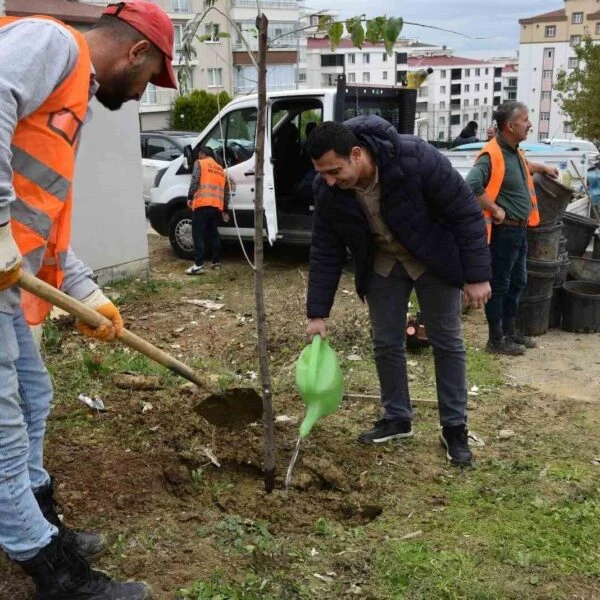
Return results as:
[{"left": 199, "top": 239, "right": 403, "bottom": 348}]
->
[{"left": 284, "top": 436, "right": 302, "bottom": 493}]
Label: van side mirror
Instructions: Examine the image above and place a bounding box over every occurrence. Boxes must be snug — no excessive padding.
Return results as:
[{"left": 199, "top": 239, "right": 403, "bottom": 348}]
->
[{"left": 183, "top": 145, "right": 194, "bottom": 170}]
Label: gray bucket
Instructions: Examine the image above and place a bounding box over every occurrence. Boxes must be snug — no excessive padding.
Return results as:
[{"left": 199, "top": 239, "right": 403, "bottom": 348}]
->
[{"left": 562, "top": 212, "right": 598, "bottom": 257}]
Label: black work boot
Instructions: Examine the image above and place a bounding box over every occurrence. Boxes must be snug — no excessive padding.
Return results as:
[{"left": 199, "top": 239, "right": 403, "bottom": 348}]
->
[
  {"left": 504, "top": 318, "right": 536, "bottom": 349},
  {"left": 34, "top": 479, "right": 107, "bottom": 561},
  {"left": 485, "top": 322, "right": 525, "bottom": 356},
  {"left": 439, "top": 424, "right": 473, "bottom": 467},
  {"left": 17, "top": 532, "right": 151, "bottom": 600}
]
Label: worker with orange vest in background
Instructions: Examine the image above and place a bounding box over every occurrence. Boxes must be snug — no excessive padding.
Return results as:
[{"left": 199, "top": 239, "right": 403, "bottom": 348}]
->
[
  {"left": 185, "top": 146, "right": 231, "bottom": 275},
  {"left": 466, "top": 101, "right": 558, "bottom": 356},
  {"left": 0, "top": 3, "right": 176, "bottom": 598}
]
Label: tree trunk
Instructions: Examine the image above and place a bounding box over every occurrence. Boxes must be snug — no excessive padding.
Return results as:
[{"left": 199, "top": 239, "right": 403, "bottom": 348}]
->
[{"left": 253, "top": 13, "right": 275, "bottom": 494}]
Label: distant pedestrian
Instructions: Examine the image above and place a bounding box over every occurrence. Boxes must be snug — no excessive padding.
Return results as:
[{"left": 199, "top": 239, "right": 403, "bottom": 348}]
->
[
  {"left": 486, "top": 125, "right": 498, "bottom": 141},
  {"left": 465, "top": 101, "right": 558, "bottom": 355},
  {"left": 186, "top": 146, "right": 230, "bottom": 274},
  {"left": 452, "top": 121, "right": 479, "bottom": 148}
]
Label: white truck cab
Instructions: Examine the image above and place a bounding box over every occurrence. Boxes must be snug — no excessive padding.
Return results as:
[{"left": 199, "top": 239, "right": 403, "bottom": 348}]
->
[{"left": 147, "top": 77, "right": 417, "bottom": 259}]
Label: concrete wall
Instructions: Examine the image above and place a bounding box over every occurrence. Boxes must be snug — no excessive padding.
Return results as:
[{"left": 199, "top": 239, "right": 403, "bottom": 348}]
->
[{"left": 71, "top": 100, "right": 149, "bottom": 284}]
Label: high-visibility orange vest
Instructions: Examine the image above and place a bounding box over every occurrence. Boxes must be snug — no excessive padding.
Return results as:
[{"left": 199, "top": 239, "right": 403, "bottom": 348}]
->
[
  {"left": 192, "top": 158, "right": 226, "bottom": 211},
  {"left": 1, "top": 16, "right": 92, "bottom": 325},
  {"left": 476, "top": 136, "right": 539, "bottom": 243}
]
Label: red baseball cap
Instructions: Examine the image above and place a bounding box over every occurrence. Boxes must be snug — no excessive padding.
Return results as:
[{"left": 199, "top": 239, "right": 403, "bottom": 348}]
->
[{"left": 102, "top": 1, "right": 178, "bottom": 89}]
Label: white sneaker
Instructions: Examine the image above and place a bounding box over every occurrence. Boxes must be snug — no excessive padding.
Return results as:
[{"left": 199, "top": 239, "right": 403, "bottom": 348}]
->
[{"left": 185, "top": 264, "right": 204, "bottom": 275}]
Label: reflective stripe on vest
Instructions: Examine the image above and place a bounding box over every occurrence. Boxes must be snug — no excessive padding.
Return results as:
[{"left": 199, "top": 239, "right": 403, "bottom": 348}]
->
[
  {"left": 0, "top": 15, "right": 92, "bottom": 325},
  {"left": 192, "top": 158, "right": 226, "bottom": 211},
  {"left": 475, "top": 136, "right": 539, "bottom": 244}
]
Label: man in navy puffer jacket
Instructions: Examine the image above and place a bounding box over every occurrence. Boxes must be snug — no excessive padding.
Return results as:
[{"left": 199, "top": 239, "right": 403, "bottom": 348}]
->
[{"left": 305, "top": 117, "right": 491, "bottom": 466}]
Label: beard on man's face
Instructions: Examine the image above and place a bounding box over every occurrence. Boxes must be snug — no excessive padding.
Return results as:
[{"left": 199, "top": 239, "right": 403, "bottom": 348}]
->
[{"left": 94, "top": 67, "right": 140, "bottom": 111}]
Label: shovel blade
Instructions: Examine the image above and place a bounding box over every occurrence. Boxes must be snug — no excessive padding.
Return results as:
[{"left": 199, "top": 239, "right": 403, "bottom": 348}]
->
[{"left": 194, "top": 387, "right": 262, "bottom": 428}]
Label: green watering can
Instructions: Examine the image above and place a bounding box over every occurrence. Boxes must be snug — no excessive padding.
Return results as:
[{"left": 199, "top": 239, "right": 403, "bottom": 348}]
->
[{"left": 295, "top": 335, "right": 344, "bottom": 437}]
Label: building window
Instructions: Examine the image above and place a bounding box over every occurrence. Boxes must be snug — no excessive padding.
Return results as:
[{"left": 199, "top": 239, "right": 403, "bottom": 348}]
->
[
  {"left": 508, "top": 77, "right": 518, "bottom": 87},
  {"left": 570, "top": 35, "right": 582, "bottom": 47},
  {"left": 348, "top": 53, "right": 355, "bottom": 64},
  {"left": 440, "top": 69, "right": 446, "bottom": 78},
  {"left": 207, "top": 68, "right": 222, "bottom": 87},
  {"left": 141, "top": 83, "right": 157, "bottom": 105},
  {"left": 545, "top": 49, "right": 553, "bottom": 59},
  {"left": 396, "top": 52, "right": 408, "bottom": 65},
  {"left": 440, "top": 101, "right": 446, "bottom": 109},
  {"left": 568, "top": 57, "right": 578, "bottom": 68},
  {"left": 545, "top": 25, "right": 556, "bottom": 37},
  {"left": 464, "top": 99, "right": 469, "bottom": 107},
  {"left": 494, "top": 81, "right": 501, "bottom": 91},
  {"left": 596, "top": 22, "right": 600, "bottom": 35},
  {"left": 362, "top": 72, "right": 370, "bottom": 83},
  {"left": 321, "top": 54, "right": 344, "bottom": 67},
  {"left": 484, "top": 82, "right": 488, "bottom": 90},
  {"left": 382, "top": 71, "right": 388, "bottom": 81},
  {"left": 474, "top": 98, "right": 479, "bottom": 106},
  {"left": 494, "top": 67, "right": 502, "bottom": 77},
  {"left": 347, "top": 72, "right": 356, "bottom": 83},
  {"left": 450, "top": 114, "right": 460, "bottom": 125},
  {"left": 564, "top": 123, "right": 573, "bottom": 133},
  {"left": 484, "top": 97, "right": 488, "bottom": 104},
  {"left": 440, "top": 85, "right": 446, "bottom": 94},
  {"left": 541, "top": 91, "right": 551, "bottom": 100},
  {"left": 363, "top": 53, "right": 370, "bottom": 64},
  {"left": 204, "top": 23, "right": 220, "bottom": 41},
  {"left": 572, "top": 12, "right": 583, "bottom": 24},
  {"left": 542, "top": 69, "right": 553, "bottom": 79},
  {"left": 473, "top": 112, "right": 479, "bottom": 121},
  {"left": 540, "top": 112, "right": 550, "bottom": 120},
  {"left": 382, "top": 53, "right": 388, "bottom": 62},
  {"left": 538, "top": 132, "right": 547, "bottom": 142},
  {"left": 475, "top": 83, "right": 480, "bottom": 92},
  {"left": 463, "top": 113, "right": 469, "bottom": 123},
  {"left": 298, "top": 72, "right": 307, "bottom": 83},
  {"left": 508, "top": 91, "right": 517, "bottom": 100},
  {"left": 483, "top": 111, "right": 488, "bottom": 120},
  {"left": 172, "top": 0, "right": 190, "bottom": 12},
  {"left": 174, "top": 24, "right": 183, "bottom": 57},
  {"left": 475, "top": 68, "right": 480, "bottom": 76},
  {"left": 438, "top": 131, "right": 445, "bottom": 140},
  {"left": 439, "top": 115, "right": 446, "bottom": 125},
  {"left": 464, "top": 69, "right": 470, "bottom": 77},
  {"left": 464, "top": 84, "right": 470, "bottom": 92},
  {"left": 485, "top": 68, "right": 489, "bottom": 75}
]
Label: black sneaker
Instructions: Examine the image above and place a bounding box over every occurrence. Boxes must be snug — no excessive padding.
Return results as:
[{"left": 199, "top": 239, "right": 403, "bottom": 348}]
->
[
  {"left": 507, "top": 332, "right": 536, "bottom": 348},
  {"left": 357, "top": 419, "right": 413, "bottom": 444},
  {"left": 440, "top": 424, "right": 473, "bottom": 467},
  {"left": 486, "top": 337, "right": 525, "bottom": 356}
]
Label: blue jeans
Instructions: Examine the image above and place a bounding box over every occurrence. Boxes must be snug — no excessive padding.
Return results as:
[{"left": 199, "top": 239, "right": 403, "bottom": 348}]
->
[
  {"left": 365, "top": 262, "right": 467, "bottom": 427},
  {"left": 192, "top": 206, "right": 221, "bottom": 266},
  {"left": 484, "top": 224, "right": 528, "bottom": 329},
  {"left": 0, "top": 309, "right": 57, "bottom": 561}
]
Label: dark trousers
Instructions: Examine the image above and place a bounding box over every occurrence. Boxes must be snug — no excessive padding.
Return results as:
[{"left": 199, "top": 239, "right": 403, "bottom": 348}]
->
[
  {"left": 192, "top": 206, "right": 221, "bottom": 266},
  {"left": 484, "top": 224, "right": 528, "bottom": 332},
  {"left": 365, "top": 262, "right": 467, "bottom": 427}
]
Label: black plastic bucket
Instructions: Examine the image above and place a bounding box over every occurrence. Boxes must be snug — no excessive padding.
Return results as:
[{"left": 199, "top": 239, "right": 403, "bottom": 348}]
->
[
  {"left": 561, "top": 280, "right": 600, "bottom": 333},
  {"left": 558, "top": 235, "right": 567, "bottom": 256},
  {"left": 527, "top": 222, "right": 562, "bottom": 260},
  {"left": 562, "top": 212, "right": 598, "bottom": 257},
  {"left": 516, "top": 292, "right": 552, "bottom": 336},
  {"left": 593, "top": 235, "right": 600, "bottom": 260},
  {"left": 533, "top": 173, "right": 574, "bottom": 225},
  {"left": 549, "top": 286, "right": 563, "bottom": 329},
  {"left": 526, "top": 257, "right": 561, "bottom": 274},
  {"left": 523, "top": 270, "right": 555, "bottom": 298}
]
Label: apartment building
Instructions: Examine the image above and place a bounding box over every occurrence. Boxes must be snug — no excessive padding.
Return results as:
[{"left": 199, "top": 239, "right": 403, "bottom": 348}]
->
[
  {"left": 306, "top": 38, "right": 507, "bottom": 141},
  {"left": 518, "top": 0, "right": 600, "bottom": 141},
  {"left": 230, "top": 0, "right": 301, "bottom": 95}
]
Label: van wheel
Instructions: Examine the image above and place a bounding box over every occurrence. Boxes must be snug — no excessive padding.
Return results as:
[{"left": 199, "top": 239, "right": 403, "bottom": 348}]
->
[{"left": 168, "top": 208, "right": 194, "bottom": 260}]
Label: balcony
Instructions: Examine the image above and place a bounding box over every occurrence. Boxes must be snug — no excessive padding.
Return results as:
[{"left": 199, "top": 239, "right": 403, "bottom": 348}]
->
[{"left": 232, "top": 0, "right": 298, "bottom": 7}]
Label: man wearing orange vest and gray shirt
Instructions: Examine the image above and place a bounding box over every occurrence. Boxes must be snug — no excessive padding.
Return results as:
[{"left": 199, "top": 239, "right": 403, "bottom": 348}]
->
[
  {"left": 466, "top": 101, "right": 558, "bottom": 355},
  {"left": 185, "top": 146, "right": 230, "bottom": 274},
  {"left": 0, "top": 3, "right": 177, "bottom": 598}
]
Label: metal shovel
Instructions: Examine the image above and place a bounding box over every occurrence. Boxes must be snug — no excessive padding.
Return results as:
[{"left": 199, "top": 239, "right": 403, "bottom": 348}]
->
[{"left": 19, "top": 271, "right": 262, "bottom": 427}]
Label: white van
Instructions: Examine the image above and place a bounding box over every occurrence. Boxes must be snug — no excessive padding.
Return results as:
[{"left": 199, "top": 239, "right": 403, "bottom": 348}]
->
[{"left": 147, "top": 78, "right": 418, "bottom": 259}]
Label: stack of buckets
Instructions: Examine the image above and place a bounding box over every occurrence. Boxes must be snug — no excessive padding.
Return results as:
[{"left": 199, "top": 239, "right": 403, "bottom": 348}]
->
[{"left": 516, "top": 174, "right": 574, "bottom": 336}]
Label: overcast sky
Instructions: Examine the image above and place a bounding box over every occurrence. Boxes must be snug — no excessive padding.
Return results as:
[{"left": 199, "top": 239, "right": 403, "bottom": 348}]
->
[{"left": 306, "top": 0, "right": 563, "bottom": 56}]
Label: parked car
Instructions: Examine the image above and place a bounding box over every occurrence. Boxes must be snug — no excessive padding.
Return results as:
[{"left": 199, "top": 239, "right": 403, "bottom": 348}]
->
[
  {"left": 141, "top": 130, "right": 198, "bottom": 205},
  {"left": 540, "top": 138, "right": 599, "bottom": 153}
]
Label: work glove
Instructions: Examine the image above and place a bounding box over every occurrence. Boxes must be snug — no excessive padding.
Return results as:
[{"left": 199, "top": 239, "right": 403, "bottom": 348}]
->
[
  {"left": 0, "top": 222, "right": 22, "bottom": 291},
  {"left": 76, "top": 288, "right": 123, "bottom": 342}
]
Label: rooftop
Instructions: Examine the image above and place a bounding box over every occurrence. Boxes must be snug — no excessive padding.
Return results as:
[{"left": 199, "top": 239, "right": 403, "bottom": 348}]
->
[
  {"left": 408, "top": 55, "right": 502, "bottom": 67},
  {"left": 518, "top": 9, "right": 567, "bottom": 25}
]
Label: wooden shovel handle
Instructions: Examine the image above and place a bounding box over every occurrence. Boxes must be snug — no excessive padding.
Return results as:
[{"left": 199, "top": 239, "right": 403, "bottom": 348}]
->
[{"left": 18, "top": 271, "right": 210, "bottom": 389}]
